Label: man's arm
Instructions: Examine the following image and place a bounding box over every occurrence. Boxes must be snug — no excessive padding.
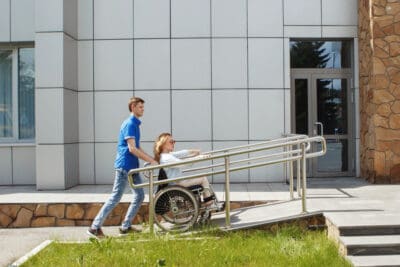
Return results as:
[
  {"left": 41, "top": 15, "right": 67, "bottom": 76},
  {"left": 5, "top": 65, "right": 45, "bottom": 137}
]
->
[{"left": 127, "top": 138, "right": 157, "bottom": 165}]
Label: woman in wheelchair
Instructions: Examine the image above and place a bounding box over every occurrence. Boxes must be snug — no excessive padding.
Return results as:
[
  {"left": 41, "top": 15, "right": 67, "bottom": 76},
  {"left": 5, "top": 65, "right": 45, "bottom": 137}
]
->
[{"left": 153, "top": 132, "right": 217, "bottom": 207}]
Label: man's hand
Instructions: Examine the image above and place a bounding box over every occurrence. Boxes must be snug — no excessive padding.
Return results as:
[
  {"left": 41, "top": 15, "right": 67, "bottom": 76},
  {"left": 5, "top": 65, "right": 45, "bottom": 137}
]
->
[{"left": 149, "top": 159, "right": 158, "bottom": 165}]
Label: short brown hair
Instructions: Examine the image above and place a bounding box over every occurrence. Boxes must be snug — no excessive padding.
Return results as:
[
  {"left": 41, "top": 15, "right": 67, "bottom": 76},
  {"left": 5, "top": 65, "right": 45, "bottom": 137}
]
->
[{"left": 128, "top": 97, "right": 145, "bottom": 112}]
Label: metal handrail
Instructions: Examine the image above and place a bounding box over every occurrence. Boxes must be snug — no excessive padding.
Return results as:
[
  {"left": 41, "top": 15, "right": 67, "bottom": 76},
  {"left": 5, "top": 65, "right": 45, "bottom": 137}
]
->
[{"left": 128, "top": 134, "right": 326, "bottom": 233}]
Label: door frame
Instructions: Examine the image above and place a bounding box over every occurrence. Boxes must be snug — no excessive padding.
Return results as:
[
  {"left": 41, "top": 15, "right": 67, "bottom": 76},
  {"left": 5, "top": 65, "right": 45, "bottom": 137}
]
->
[{"left": 291, "top": 68, "right": 355, "bottom": 177}]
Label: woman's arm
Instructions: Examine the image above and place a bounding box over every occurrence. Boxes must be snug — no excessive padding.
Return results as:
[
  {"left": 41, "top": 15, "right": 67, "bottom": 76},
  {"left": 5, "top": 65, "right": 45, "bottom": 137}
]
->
[{"left": 172, "top": 149, "right": 201, "bottom": 159}]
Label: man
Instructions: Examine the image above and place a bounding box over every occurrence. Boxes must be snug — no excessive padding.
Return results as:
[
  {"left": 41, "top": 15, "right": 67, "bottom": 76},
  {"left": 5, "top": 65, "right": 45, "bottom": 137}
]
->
[{"left": 87, "top": 97, "right": 157, "bottom": 238}]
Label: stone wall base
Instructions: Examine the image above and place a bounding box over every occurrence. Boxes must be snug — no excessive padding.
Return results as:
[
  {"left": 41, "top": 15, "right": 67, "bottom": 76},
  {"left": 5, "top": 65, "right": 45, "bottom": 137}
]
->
[{"left": 0, "top": 201, "right": 266, "bottom": 228}]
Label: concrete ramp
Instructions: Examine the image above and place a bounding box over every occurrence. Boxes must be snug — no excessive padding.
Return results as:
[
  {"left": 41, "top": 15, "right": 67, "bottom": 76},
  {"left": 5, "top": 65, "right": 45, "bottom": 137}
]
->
[{"left": 211, "top": 199, "right": 323, "bottom": 231}]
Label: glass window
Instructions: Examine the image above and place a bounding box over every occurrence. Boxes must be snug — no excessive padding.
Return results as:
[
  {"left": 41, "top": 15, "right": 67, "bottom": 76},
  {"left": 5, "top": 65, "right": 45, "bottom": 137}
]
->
[
  {"left": 294, "top": 79, "right": 308, "bottom": 134},
  {"left": 18, "top": 48, "right": 35, "bottom": 139},
  {"left": 0, "top": 50, "right": 13, "bottom": 138},
  {"left": 290, "top": 41, "right": 351, "bottom": 69},
  {"left": 317, "top": 78, "right": 348, "bottom": 135},
  {"left": 0, "top": 47, "right": 35, "bottom": 141}
]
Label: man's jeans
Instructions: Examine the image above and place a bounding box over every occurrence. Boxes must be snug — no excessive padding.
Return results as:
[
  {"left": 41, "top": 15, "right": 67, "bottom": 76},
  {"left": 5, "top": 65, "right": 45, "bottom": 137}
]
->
[{"left": 91, "top": 169, "right": 144, "bottom": 230}]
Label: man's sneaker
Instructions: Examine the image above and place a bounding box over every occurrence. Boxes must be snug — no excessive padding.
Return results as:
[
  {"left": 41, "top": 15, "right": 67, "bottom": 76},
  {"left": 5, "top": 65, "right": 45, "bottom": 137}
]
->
[
  {"left": 119, "top": 226, "right": 141, "bottom": 235},
  {"left": 87, "top": 228, "right": 105, "bottom": 238}
]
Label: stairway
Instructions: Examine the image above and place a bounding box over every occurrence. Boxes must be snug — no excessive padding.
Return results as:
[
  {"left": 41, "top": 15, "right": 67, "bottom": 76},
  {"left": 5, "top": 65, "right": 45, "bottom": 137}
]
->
[{"left": 326, "top": 216, "right": 400, "bottom": 267}]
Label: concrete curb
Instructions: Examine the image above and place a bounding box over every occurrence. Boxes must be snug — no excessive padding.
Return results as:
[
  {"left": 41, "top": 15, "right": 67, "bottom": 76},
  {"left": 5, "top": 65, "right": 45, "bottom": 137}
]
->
[{"left": 10, "top": 240, "right": 52, "bottom": 267}]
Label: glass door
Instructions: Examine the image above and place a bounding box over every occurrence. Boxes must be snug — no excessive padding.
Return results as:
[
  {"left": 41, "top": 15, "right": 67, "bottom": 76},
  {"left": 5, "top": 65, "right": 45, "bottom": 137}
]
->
[{"left": 291, "top": 69, "right": 354, "bottom": 177}]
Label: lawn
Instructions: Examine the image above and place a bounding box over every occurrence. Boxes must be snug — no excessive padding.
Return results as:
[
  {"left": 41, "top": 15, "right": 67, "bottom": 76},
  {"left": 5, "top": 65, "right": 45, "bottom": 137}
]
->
[{"left": 22, "top": 226, "right": 351, "bottom": 267}]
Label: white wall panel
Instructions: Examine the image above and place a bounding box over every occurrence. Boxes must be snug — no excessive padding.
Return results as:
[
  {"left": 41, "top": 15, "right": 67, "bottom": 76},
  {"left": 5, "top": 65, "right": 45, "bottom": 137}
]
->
[
  {"left": 78, "top": 92, "right": 94, "bottom": 142},
  {"left": 212, "top": 0, "right": 246, "bottom": 37},
  {"left": 95, "top": 142, "right": 116, "bottom": 184},
  {"left": 284, "top": 0, "right": 321, "bottom": 25},
  {"left": 94, "top": 40, "right": 133, "bottom": 91},
  {"left": 172, "top": 90, "right": 211, "bottom": 141},
  {"left": 283, "top": 38, "right": 290, "bottom": 89},
  {"left": 64, "top": 34, "right": 77, "bottom": 90},
  {"left": 249, "top": 90, "right": 284, "bottom": 140},
  {"left": 12, "top": 147, "right": 36, "bottom": 184},
  {"left": 11, "top": 0, "right": 35, "bottom": 41},
  {"left": 248, "top": 0, "right": 283, "bottom": 37},
  {"left": 0, "top": 0, "right": 10, "bottom": 41},
  {"left": 322, "top": 26, "right": 358, "bottom": 38},
  {"left": 212, "top": 39, "right": 247, "bottom": 89},
  {"left": 94, "top": 0, "right": 133, "bottom": 39},
  {"left": 134, "top": 40, "right": 170, "bottom": 90},
  {"left": 322, "top": 0, "right": 358, "bottom": 25},
  {"left": 64, "top": 144, "right": 79, "bottom": 188},
  {"left": 36, "top": 89, "right": 64, "bottom": 144},
  {"left": 36, "top": 145, "right": 65, "bottom": 189},
  {"left": 0, "top": 147, "right": 12, "bottom": 185},
  {"left": 284, "top": 26, "right": 321, "bottom": 38},
  {"left": 171, "top": 39, "right": 211, "bottom": 89},
  {"left": 78, "top": 41, "right": 93, "bottom": 91},
  {"left": 64, "top": 90, "right": 79, "bottom": 143},
  {"left": 171, "top": 0, "right": 210, "bottom": 37},
  {"left": 249, "top": 38, "right": 283, "bottom": 88},
  {"left": 63, "top": 0, "right": 77, "bottom": 38},
  {"left": 78, "top": 0, "right": 93, "bottom": 39},
  {"left": 79, "top": 143, "right": 95, "bottom": 184},
  {"left": 213, "top": 90, "right": 248, "bottom": 140},
  {"left": 35, "top": 33, "right": 64, "bottom": 88},
  {"left": 134, "top": 0, "right": 170, "bottom": 38},
  {"left": 35, "top": 0, "right": 63, "bottom": 32}
]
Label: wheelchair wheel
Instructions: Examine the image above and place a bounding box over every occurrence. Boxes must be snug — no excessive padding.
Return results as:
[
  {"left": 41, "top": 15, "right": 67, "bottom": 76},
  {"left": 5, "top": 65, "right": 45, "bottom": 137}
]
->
[{"left": 154, "top": 186, "right": 199, "bottom": 232}]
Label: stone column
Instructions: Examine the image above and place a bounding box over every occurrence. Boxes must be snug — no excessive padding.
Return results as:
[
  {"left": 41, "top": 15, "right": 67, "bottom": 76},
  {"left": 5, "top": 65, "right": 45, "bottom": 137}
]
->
[
  {"left": 35, "top": 0, "right": 78, "bottom": 189},
  {"left": 359, "top": 0, "right": 400, "bottom": 183}
]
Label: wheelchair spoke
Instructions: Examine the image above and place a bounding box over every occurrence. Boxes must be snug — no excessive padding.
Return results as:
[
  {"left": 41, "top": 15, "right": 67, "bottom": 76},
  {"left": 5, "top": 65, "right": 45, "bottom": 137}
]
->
[{"left": 153, "top": 186, "right": 199, "bottom": 232}]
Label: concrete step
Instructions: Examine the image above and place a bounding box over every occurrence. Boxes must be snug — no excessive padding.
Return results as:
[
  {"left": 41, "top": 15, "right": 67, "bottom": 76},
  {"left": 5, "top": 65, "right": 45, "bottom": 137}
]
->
[
  {"left": 340, "top": 235, "right": 400, "bottom": 256},
  {"left": 339, "top": 225, "right": 400, "bottom": 236},
  {"left": 325, "top": 213, "right": 400, "bottom": 237},
  {"left": 346, "top": 255, "right": 400, "bottom": 267}
]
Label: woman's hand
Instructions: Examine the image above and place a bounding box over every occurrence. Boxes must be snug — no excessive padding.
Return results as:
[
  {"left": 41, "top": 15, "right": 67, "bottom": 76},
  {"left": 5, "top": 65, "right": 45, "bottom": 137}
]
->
[
  {"left": 196, "top": 154, "right": 211, "bottom": 160},
  {"left": 189, "top": 149, "right": 201, "bottom": 156}
]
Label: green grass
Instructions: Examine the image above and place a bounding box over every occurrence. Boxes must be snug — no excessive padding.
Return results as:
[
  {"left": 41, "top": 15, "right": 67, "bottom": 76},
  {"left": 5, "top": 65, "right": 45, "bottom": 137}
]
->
[{"left": 22, "top": 226, "right": 351, "bottom": 267}]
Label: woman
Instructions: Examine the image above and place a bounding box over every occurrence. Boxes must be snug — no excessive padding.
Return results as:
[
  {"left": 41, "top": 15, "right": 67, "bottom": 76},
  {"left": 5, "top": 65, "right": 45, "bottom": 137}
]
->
[{"left": 153, "top": 132, "right": 216, "bottom": 205}]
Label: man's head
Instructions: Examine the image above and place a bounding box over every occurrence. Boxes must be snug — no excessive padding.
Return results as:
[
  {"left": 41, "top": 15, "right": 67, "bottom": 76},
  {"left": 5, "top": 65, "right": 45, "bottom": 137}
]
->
[{"left": 128, "top": 97, "right": 145, "bottom": 117}]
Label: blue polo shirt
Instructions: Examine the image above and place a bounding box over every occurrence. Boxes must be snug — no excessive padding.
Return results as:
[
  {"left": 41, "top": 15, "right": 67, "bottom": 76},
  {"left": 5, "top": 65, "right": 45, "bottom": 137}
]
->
[{"left": 114, "top": 115, "right": 141, "bottom": 171}]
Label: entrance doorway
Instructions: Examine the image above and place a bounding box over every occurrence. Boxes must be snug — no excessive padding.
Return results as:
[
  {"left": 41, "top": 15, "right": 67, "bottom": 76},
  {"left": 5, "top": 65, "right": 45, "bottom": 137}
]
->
[
  {"left": 291, "top": 69, "right": 355, "bottom": 177},
  {"left": 290, "top": 40, "right": 355, "bottom": 178}
]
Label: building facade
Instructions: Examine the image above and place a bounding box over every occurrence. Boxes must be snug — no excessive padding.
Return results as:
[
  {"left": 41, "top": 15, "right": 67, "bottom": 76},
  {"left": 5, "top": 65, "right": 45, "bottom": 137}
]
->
[{"left": 0, "top": 0, "right": 398, "bottom": 189}]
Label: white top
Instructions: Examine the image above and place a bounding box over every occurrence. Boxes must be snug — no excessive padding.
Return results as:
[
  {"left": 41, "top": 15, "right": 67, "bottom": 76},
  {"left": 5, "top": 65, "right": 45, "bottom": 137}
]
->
[{"left": 159, "top": 149, "right": 191, "bottom": 180}]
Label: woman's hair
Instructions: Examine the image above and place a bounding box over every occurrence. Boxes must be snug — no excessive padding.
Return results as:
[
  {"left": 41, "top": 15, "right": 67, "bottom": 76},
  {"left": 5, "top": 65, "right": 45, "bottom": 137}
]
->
[{"left": 154, "top": 133, "right": 171, "bottom": 163}]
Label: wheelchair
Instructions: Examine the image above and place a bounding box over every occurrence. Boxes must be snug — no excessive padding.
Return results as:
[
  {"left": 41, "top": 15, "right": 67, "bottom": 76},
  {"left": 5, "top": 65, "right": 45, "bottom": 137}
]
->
[{"left": 152, "top": 168, "right": 224, "bottom": 232}]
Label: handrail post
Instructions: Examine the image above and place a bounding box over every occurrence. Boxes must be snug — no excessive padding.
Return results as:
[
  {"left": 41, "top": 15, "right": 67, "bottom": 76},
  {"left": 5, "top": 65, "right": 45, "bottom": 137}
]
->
[
  {"left": 148, "top": 170, "right": 155, "bottom": 234},
  {"left": 301, "top": 142, "right": 307, "bottom": 213},
  {"left": 297, "top": 143, "right": 301, "bottom": 197},
  {"left": 224, "top": 156, "right": 231, "bottom": 229},
  {"left": 289, "top": 143, "right": 294, "bottom": 200}
]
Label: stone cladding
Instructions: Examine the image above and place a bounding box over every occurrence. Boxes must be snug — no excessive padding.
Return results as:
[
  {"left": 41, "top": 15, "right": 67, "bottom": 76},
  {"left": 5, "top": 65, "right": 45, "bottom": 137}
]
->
[
  {"left": 359, "top": 0, "right": 400, "bottom": 183},
  {"left": 0, "top": 201, "right": 266, "bottom": 228}
]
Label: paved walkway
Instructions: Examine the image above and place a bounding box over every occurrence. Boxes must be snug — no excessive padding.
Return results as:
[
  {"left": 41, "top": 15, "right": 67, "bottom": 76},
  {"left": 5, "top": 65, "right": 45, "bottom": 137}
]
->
[{"left": 1, "top": 177, "right": 399, "bottom": 266}]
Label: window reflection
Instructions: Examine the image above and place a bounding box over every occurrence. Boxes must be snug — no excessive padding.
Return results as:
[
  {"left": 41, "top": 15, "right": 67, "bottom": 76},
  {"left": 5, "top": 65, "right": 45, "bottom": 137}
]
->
[
  {"left": 18, "top": 48, "right": 35, "bottom": 139},
  {"left": 317, "top": 139, "right": 348, "bottom": 172},
  {"left": 295, "top": 79, "right": 308, "bottom": 134},
  {"left": 0, "top": 50, "right": 13, "bottom": 138},
  {"left": 290, "top": 41, "right": 351, "bottom": 69},
  {"left": 317, "top": 79, "right": 348, "bottom": 135}
]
